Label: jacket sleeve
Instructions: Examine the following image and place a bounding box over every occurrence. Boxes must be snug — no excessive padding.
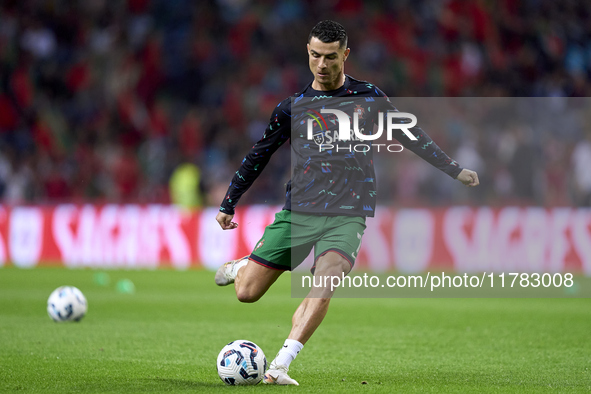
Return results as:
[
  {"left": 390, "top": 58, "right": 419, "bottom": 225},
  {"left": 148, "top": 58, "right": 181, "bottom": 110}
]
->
[
  {"left": 220, "top": 100, "right": 291, "bottom": 214},
  {"left": 377, "top": 92, "right": 463, "bottom": 179}
]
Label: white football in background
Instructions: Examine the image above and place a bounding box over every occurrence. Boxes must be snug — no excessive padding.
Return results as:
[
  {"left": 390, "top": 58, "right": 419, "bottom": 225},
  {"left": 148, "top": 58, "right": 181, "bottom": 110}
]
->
[{"left": 47, "top": 286, "right": 88, "bottom": 322}]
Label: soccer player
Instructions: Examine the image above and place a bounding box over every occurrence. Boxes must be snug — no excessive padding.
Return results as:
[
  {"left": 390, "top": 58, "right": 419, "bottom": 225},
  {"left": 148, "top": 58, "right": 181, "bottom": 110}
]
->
[{"left": 215, "top": 20, "right": 479, "bottom": 385}]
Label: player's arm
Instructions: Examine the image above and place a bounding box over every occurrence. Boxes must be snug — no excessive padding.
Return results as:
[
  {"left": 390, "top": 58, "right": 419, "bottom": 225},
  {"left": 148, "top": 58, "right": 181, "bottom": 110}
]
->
[
  {"left": 396, "top": 126, "right": 479, "bottom": 186},
  {"left": 374, "top": 90, "right": 478, "bottom": 186},
  {"left": 391, "top": 121, "right": 465, "bottom": 179},
  {"left": 216, "top": 101, "right": 291, "bottom": 230}
]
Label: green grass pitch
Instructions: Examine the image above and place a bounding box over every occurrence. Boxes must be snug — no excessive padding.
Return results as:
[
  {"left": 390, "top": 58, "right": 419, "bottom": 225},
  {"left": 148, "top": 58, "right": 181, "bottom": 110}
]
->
[{"left": 0, "top": 267, "right": 589, "bottom": 393}]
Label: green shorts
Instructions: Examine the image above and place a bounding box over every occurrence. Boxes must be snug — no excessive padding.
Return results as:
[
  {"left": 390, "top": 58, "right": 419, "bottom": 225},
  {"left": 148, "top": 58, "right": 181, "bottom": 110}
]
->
[{"left": 249, "top": 210, "right": 366, "bottom": 272}]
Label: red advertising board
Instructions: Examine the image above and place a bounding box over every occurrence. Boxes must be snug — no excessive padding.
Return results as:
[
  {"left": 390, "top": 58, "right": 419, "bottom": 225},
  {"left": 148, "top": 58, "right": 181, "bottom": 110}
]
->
[{"left": 1, "top": 204, "right": 589, "bottom": 275}]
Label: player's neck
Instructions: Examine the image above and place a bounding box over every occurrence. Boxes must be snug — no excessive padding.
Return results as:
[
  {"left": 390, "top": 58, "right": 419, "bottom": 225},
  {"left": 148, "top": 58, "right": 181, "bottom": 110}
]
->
[{"left": 311, "top": 73, "right": 346, "bottom": 91}]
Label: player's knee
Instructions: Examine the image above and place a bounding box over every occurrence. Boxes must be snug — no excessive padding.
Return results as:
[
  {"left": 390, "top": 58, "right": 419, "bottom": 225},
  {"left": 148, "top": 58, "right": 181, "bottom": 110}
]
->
[
  {"left": 316, "top": 265, "right": 348, "bottom": 278},
  {"left": 315, "top": 253, "right": 351, "bottom": 277},
  {"left": 235, "top": 287, "right": 262, "bottom": 303}
]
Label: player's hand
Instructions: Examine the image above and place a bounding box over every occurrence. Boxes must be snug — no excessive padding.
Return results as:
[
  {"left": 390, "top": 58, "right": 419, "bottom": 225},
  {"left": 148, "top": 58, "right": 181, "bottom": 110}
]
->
[
  {"left": 456, "top": 168, "right": 479, "bottom": 187},
  {"left": 216, "top": 212, "right": 238, "bottom": 230}
]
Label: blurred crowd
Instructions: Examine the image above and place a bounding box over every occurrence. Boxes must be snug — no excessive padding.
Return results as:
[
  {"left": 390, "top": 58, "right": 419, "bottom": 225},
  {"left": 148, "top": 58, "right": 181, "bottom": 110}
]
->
[{"left": 0, "top": 0, "right": 591, "bottom": 207}]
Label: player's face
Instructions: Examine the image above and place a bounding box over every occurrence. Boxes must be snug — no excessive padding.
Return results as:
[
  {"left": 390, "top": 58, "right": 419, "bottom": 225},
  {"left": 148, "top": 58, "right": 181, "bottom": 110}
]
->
[{"left": 308, "top": 37, "right": 350, "bottom": 91}]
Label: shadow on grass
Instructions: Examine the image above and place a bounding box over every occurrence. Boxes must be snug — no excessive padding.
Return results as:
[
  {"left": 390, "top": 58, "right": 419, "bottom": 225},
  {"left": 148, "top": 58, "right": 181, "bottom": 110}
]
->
[
  {"left": 147, "top": 378, "right": 293, "bottom": 391},
  {"left": 146, "top": 378, "right": 295, "bottom": 391},
  {"left": 145, "top": 378, "right": 222, "bottom": 390}
]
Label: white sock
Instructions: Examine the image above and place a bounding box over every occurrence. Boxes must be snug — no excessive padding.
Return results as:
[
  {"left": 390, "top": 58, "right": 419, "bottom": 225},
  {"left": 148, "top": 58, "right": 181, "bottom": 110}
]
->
[
  {"left": 231, "top": 256, "right": 249, "bottom": 278},
  {"left": 273, "top": 339, "right": 303, "bottom": 368}
]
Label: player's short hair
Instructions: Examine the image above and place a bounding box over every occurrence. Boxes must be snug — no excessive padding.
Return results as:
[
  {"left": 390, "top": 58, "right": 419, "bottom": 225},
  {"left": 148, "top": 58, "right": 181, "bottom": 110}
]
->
[{"left": 308, "top": 20, "right": 348, "bottom": 49}]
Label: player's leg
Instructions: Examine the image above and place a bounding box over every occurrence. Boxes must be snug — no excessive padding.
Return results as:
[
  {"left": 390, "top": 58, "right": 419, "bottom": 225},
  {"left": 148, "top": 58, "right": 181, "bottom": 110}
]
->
[
  {"left": 288, "top": 251, "right": 351, "bottom": 342},
  {"left": 264, "top": 215, "right": 365, "bottom": 385},
  {"left": 215, "top": 210, "right": 303, "bottom": 303},
  {"left": 263, "top": 252, "right": 351, "bottom": 385},
  {"left": 233, "top": 258, "right": 284, "bottom": 303},
  {"left": 288, "top": 215, "right": 364, "bottom": 343},
  {"left": 215, "top": 255, "right": 284, "bottom": 302}
]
